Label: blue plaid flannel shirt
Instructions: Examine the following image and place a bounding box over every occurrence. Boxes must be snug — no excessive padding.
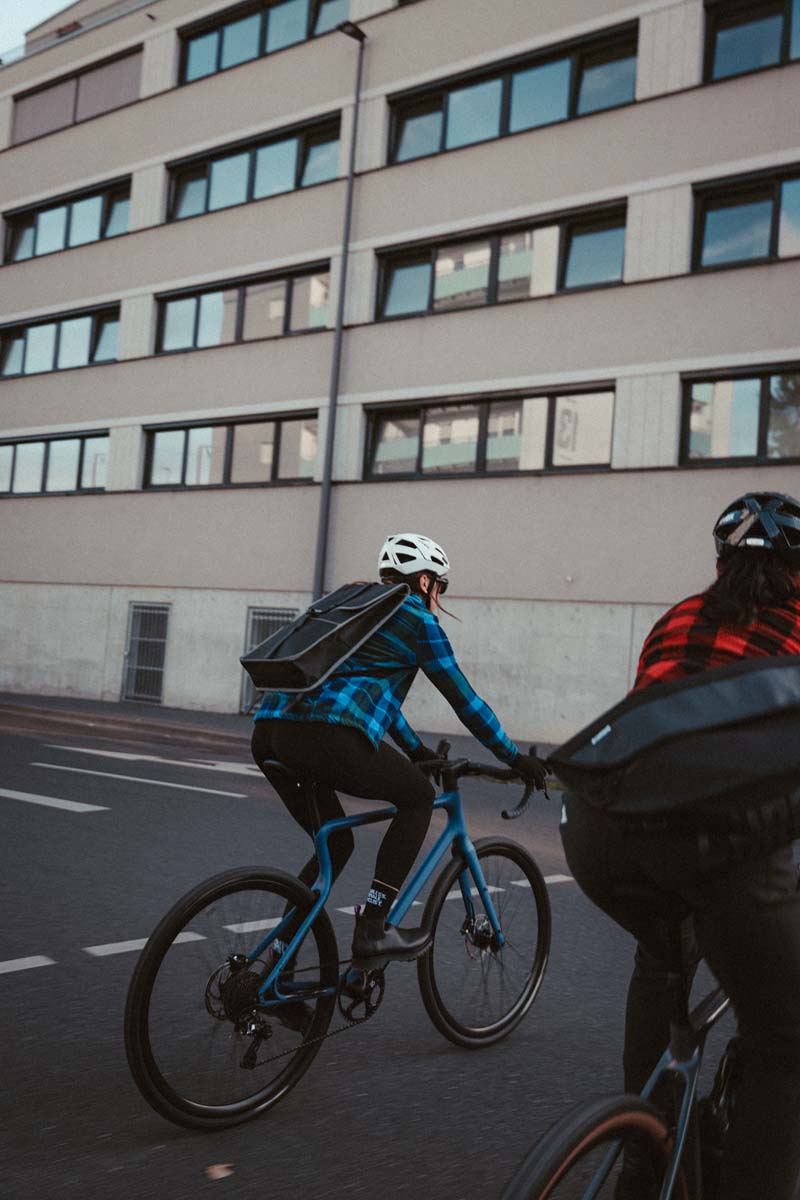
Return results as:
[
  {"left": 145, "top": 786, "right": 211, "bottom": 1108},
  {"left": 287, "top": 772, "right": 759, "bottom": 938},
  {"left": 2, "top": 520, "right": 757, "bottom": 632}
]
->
[{"left": 253, "top": 593, "right": 519, "bottom": 765}]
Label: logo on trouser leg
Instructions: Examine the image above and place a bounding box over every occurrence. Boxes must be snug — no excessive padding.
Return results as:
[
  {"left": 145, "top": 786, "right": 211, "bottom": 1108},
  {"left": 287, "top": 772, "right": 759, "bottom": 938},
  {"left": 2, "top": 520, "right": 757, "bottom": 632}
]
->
[{"left": 367, "top": 888, "right": 386, "bottom": 908}]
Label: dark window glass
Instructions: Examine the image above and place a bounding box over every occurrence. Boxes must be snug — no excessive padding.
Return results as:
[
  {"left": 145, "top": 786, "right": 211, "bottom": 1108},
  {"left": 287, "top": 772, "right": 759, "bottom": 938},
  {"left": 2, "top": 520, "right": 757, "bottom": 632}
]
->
[
  {"left": 688, "top": 379, "right": 761, "bottom": 458},
  {"left": 1, "top": 335, "right": 25, "bottom": 376},
  {"left": 36, "top": 206, "right": 67, "bottom": 255},
  {"left": 162, "top": 297, "right": 197, "bottom": 350},
  {"left": 243, "top": 279, "right": 287, "bottom": 338},
  {"left": 185, "top": 425, "right": 227, "bottom": 485},
  {"left": 445, "top": 77, "right": 503, "bottom": 149},
  {"left": 383, "top": 257, "right": 432, "bottom": 316},
  {"left": 151, "top": 430, "right": 186, "bottom": 485},
  {"left": 779, "top": 178, "right": 800, "bottom": 256},
  {"left": 395, "top": 102, "right": 443, "bottom": 162},
  {"left": 433, "top": 240, "right": 491, "bottom": 309},
  {"left": 291, "top": 272, "right": 330, "bottom": 329},
  {"left": 9, "top": 220, "right": 35, "bottom": 262},
  {"left": 231, "top": 420, "right": 275, "bottom": 482},
  {"left": 93, "top": 316, "right": 119, "bottom": 362},
  {"left": 510, "top": 57, "right": 570, "bottom": 132},
  {"left": 314, "top": 0, "right": 348, "bottom": 35},
  {"left": 371, "top": 414, "right": 420, "bottom": 474},
  {"left": 12, "top": 441, "right": 45, "bottom": 492},
  {"left": 267, "top": 0, "right": 309, "bottom": 51},
  {"left": 300, "top": 134, "right": 339, "bottom": 186},
  {"left": 0, "top": 445, "right": 12, "bottom": 491},
  {"left": 551, "top": 392, "right": 614, "bottom": 466},
  {"left": 711, "top": 9, "right": 783, "bottom": 80},
  {"left": 24, "top": 323, "right": 57, "bottom": 374},
  {"left": 768, "top": 373, "right": 800, "bottom": 458},
  {"left": 254, "top": 137, "right": 298, "bottom": 197},
  {"left": 45, "top": 438, "right": 81, "bottom": 491},
  {"left": 498, "top": 229, "right": 553, "bottom": 301},
  {"left": 792, "top": 0, "right": 800, "bottom": 56},
  {"left": 68, "top": 195, "right": 103, "bottom": 246},
  {"left": 104, "top": 194, "right": 129, "bottom": 238},
  {"left": 422, "top": 405, "right": 480, "bottom": 474},
  {"left": 208, "top": 152, "right": 250, "bottom": 210},
  {"left": 81, "top": 436, "right": 108, "bottom": 488},
  {"left": 577, "top": 49, "right": 636, "bottom": 115},
  {"left": 701, "top": 195, "right": 773, "bottom": 266},
  {"left": 564, "top": 222, "right": 625, "bottom": 288},
  {"left": 486, "top": 400, "right": 523, "bottom": 471},
  {"left": 220, "top": 12, "right": 262, "bottom": 69},
  {"left": 185, "top": 30, "right": 219, "bottom": 81},
  {"left": 174, "top": 171, "right": 208, "bottom": 219},
  {"left": 196, "top": 289, "right": 239, "bottom": 346},
  {"left": 279, "top": 417, "right": 318, "bottom": 477},
  {"left": 57, "top": 316, "right": 93, "bottom": 368}
]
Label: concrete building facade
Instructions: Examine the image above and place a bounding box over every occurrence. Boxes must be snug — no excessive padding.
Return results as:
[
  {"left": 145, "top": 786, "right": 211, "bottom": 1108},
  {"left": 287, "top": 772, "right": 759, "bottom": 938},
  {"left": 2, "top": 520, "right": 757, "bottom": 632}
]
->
[{"left": 1, "top": 0, "right": 799, "bottom": 741}]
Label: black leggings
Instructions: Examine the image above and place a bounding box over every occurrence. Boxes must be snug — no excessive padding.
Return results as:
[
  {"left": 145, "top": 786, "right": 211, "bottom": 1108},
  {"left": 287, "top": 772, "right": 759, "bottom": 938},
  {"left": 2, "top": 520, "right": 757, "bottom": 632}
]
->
[{"left": 251, "top": 719, "right": 435, "bottom": 895}]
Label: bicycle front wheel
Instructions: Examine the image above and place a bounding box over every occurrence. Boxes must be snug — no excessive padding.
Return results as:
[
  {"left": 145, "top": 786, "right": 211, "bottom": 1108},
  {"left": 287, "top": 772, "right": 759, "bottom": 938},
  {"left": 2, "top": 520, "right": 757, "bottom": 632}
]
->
[
  {"left": 501, "top": 1095, "right": 687, "bottom": 1200},
  {"left": 417, "top": 837, "right": 551, "bottom": 1047},
  {"left": 125, "top": 868, "right": 338, "bottom": 1130}
]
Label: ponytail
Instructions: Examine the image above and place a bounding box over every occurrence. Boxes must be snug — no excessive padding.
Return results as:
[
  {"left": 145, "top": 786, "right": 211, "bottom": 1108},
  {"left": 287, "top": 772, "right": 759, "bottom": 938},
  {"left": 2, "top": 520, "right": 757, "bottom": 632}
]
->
[{"left": 702, "top": 552, "right": 798, "bottom": 625}]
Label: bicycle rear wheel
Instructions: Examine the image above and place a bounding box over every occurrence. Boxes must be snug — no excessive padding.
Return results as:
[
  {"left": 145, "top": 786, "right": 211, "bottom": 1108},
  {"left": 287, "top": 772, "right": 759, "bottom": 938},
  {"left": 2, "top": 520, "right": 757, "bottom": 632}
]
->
[
  {"left": 417, "top": 837, "right": 550, "bottom": 1047},
  {"left": 125, "top": 867, "right": 338, "bottom": 1130},
  {"left": 500, "top": 1095, "right": 687, "bottom": 1200}
]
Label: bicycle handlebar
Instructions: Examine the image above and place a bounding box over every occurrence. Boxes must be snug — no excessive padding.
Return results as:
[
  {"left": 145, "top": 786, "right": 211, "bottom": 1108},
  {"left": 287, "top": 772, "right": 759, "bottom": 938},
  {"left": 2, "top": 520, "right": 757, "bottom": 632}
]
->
[{"left": 413, "top": 739, "right": 548, "bottom": 820}]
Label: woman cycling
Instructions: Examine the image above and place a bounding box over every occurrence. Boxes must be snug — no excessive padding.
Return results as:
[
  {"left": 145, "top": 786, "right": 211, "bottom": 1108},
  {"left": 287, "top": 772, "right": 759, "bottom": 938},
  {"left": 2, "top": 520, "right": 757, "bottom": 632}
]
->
[
  {"left": 560, "top": 491, "right": 800, "bottom": 1200},
  {"left": 251, "top": 532, "right": 547, "bottom": 963}
]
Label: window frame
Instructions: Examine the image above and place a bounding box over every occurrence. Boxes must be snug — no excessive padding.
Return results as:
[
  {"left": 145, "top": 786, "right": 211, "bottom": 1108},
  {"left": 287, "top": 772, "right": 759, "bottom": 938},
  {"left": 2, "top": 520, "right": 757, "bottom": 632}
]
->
[
  {"left": 0, "top": 304, "right": 120, "bottom": 378},
  {"left": 3, "top": 179, "right": 131, "bottom": 265},
  {"left": 680, "top": 363, "right": 800, "bottom": 466},
  {"left": 167, "top": 117, "right": 340, "bottom": 221},
  {"left": 388, "top": 23, "right": 638, "bottom": 164},
  {"left": 12, "top": 48, "right": 143, "bottom": 146},
  {"left": 363, "top": 389, "right": 616, "bottom": 480},
  {"left": 154, "top": 263, "right": 330, "bottom": 353},
  {"left": 692, "top": 166, "right": 800, "bottom": 271},
  {"left": 376, "top": 204, "right": 627, "bottom": 321},
  {"left": 703, "top": 0, "right": 798, "bottom": 83},
  {"left": 0, "top": 429, "right": 109, "bottom": 497},
  {"left": 143, "top": 412, "right": 319, "bottom": 489}
]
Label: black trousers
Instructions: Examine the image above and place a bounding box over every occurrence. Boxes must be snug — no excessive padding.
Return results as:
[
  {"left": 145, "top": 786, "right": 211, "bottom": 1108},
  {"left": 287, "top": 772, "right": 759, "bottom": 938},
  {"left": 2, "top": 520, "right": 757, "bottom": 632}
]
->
[
  {"left": 251, "top": 719, "right": 435, "bottom": 898},
  {"left": 561, "top": 794, "right": 800, "bottom": 1200}
]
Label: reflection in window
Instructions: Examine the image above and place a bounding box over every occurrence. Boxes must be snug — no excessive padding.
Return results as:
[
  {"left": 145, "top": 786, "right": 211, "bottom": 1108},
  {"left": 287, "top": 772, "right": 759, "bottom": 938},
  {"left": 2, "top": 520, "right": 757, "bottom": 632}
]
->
[
  {"left": 57, "top": 317, "right": 93, "bottom": 369},
  {"left": 6, "top": 185, "right": 129, "bottom": 263},
  {"left": 701, "top": 196, "right": 773, "bottom": 266},
  {"left": 8, "top": 221, "right": 34, "bottom": 262},
  {"left": 220, "top": 13, "right": 261, "bottom": 69},
  {"left": 370, "top": 414, "right": 421, "bottom": 475},
  {"left": 577, "top": 50, "right": 636, "bottom": 114},
  {"left": 151, "top": 430, "right": 185, "bottom": 485},
  {"left": 24, "top": 324, "right": 57, "bottom": 374},
  {"left": 486, "top": 401, "right": 523, "bottom": 471},
  {"left": 445, "top": 78, "right": 503, "bottom": 149},
  {"left": 12, "top": 442, "right": 45, "bottom": 493},
  {"left": 768, "top": 374, "right": 800, "bottom": 458},
  {"left": 395, "top": 103, "right": 442, "bottom": 162},
  {"left": 551, "top": 392, "right": 615, "bottom": 466},
  {"left": 254, "top": 138, "right": 298, "bottom": 198},
  {"left": 93, "top": 316, "right": 119, "bottom": 363},
  {"left": 45, "top": 438, "right": 81, "bottom": 492},
  {"left": 422, "top": 405, "right": 480, "bottom": 474},
  {"left": 208, "top": 152, "right": 250, "bottom": 211},
  {"left": 147, "top": 416, "right": 318, "bottom": 487},
  {"left": 69, "top": 195, "right": 103, "bottom": 246},
  {"left": 162, "top": 297, "right": 197, "bottom": 351},
  {"left": 498, "top": 231, "right": 535, "bottom": 301},
  {"left": 510, "top": 58, "right": 570, "bottom": 132},
  {"left": 710, "top": 9, "right": 784, "bottom": 80},
  {"left": 433, "top": 241, "right": 491, "bottom": 310},
  {"left": 185, "top": 425, "right": 226, "bottom": 485},
  {"left": 563, "top": 222, "right": 625, "bottom": 288},
  {"left": 267, "top": 0, "right": 308, "bottom": 52},
  {"left": 173, "top": 172, "right": 207, "bottom": 219},
  {"left": 291, "top": 272, "right": 329, "bottom": 329},
  {"left": 0, "top": 445, "right": 12, "bottom": 492},
  {"left": 301, "top": 135, "right": 340, "bottom": 187},
  {"left": 688, "top": 379, "right": 761, "bottom": 458},
  {"left": 1, "top": 336, "right": 25, "bottom": 376},
  {"left": 314, "top": 0, "right": 348, "bottom": 34},
  {"left": 196, "top": 289, "right": 238, "bottom": 347},
  {"left": 779, "top": 179, "right": 800, "bottom": 256},
  {"left": 243, "top": 279, "right": 287, "bottom": 339},
  {"left": 231, "top": 420, "right": 275, "bottom": 482},
  {"left": 383, "top": 258, "right": 432, "bottom": 316},
  {"left": 36, "top": 207, "right": 67, "bottom": 255},
  {"left": 81, "top": 437, "right": 109, "bottom": 489},
  {"left": 185, "top": 29, "right": 218, "bottom": 81},
  {"left": 278, "top": 416, "right": 318, "bottom": 477}
]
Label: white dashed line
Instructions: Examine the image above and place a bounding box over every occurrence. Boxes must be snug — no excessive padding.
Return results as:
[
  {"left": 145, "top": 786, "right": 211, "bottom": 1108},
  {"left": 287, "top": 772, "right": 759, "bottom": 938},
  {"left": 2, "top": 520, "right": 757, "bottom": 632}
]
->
[
  {"left": 0, "top": 955, "right": 56, "bottom": 974},
  {"left": 32, "top": 763, "right": 246, "bottom": 798},
  {"left": 224, "top": 918, "right": 281, "bottom": 933},
  {"left": 46, "top": 746, "right": 261, "bottom": 778},
  {"left": 84, "top": 932, "right": 205, "bottom": 957},
  {"left": 0, "top": 787, "right": 108, "bottom": 812}
]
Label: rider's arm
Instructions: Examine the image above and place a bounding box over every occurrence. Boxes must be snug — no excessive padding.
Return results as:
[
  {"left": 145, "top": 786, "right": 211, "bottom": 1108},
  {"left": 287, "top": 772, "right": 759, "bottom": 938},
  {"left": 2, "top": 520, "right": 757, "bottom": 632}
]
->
[
  {"left": 387, "top": 709, "right": 421, "bottom": 754},
  {"left": 416, "top": 613, "right": 519, "bottom": 765}
]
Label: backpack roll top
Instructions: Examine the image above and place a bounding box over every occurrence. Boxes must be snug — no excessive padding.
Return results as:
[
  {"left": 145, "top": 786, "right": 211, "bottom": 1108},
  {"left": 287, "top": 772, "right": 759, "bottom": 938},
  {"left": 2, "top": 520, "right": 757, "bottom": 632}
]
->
[
  {"left": 240, "top": 581, "right": 410, "bottom": 693},
  {"left": 549, "top": 657, "right": 800, "bottom": 815}
]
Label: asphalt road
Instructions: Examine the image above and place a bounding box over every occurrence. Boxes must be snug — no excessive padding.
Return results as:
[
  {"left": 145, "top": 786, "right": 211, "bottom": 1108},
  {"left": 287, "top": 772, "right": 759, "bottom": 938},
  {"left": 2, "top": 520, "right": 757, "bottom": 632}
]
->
[{"left": 0, "top": 725, "right": 736, "bottom": 1200}]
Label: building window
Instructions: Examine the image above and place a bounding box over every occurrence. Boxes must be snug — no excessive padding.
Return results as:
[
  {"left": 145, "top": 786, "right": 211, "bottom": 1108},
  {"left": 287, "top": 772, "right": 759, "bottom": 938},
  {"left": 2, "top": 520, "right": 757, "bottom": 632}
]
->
[
  {"left": 156, "top": 267, "right": 329, "bottom": 352},
  {"left": 144, "top": 415, "right": 318, "bottom": 487},
  {"left": 0, "top": 432, "right": 109, "bottom": 495},
  {"left": 694, "top": 168, "right": 800, "bottom": 268},
  {"left": 390, "top": 26, "right": 637, "bottom": 164},
  {"left": 365, "top": 392, "right": 615, "bottom": 478},
  {"left": 169, "top": 120, "right": 339, "bottom": 220},
  {"left": 378, "top": 208, "right": 625, "bottom": 318},
  {"left": 4, "top": 183, "right": 130, "bottom": 264},
  {"left": 12, "top": 51, "right": 142, "bottom": 145},
  {"left": 0, "top": 307, "right": 119, "bottom": 378},
  {"left": 704, "top": 0, "right": 800, "bottom": 82},
  {"left": 683, "top": 368, "right": 800, "bottom": 462},
  {"left": 180, "top": 0, "right": 350, "bottom": 84}
]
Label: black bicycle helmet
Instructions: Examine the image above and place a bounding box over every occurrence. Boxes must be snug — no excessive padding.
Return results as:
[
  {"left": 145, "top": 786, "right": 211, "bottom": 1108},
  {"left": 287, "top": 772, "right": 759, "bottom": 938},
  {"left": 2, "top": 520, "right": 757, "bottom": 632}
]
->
[{"left": 713, "top": 492, "right": 800, "bottom": 557}]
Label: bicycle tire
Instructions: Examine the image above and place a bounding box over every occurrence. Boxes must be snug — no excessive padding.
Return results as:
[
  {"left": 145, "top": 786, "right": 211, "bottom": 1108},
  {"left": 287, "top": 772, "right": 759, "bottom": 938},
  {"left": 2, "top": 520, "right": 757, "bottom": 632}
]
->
[
  {"left": 125, "top": 867, "right": 338, "bottom": 1130},
  {"left": 500, "top": 1095, "right": 688, "bottom": 1200},
  {"left": 417, "top": 837, "right": 550, "bottom": 1048}
]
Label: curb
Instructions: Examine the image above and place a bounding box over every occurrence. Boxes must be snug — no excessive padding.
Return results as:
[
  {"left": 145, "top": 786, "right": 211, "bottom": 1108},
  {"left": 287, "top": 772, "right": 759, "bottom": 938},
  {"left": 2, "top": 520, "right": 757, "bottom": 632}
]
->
[{"left": 0, "top": 704, "right": 251, "bottom": 753}]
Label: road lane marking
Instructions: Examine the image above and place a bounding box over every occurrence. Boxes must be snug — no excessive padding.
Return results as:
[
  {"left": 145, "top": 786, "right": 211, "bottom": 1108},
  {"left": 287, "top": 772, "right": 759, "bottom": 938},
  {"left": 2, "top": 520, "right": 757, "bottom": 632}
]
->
[
  {"left": 0, "top": 955, "right": 55, "bottom": 974},
  {"left": 47, "top": 745, "right": 260, "bottom": 777},
  {"left": 336, "top": 902, "right": 422, "bottom": 915},
  {"left": 0, "top": 786, "right": 108, "bottom": 812},
  {"left": 224, "top": 918, "right": 281, "bottom": 933},
  {"left": 511, "top": 875, "right": 573, "bottom": 887},
  {"left": 32, "top": 763, "right": 246, "bottom": 798},
  {"left": 84, "top": 932, "right": 205, "bottom": 957}
]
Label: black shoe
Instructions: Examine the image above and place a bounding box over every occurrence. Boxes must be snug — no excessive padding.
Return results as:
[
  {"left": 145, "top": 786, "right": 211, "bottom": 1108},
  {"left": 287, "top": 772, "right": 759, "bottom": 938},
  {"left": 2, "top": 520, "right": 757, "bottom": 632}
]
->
[
  {"left": 271, "top": 1000, "right": 314, "bottom": 1036},
  {"left": 351, "top": 917, "right": 432, "bottom": 963}
]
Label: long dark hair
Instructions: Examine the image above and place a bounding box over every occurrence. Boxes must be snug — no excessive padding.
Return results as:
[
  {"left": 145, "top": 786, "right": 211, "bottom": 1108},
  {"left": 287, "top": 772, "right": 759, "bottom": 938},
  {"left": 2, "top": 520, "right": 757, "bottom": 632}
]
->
[{"left": 702, "top": 551, "right": 799, "bottom": 625}]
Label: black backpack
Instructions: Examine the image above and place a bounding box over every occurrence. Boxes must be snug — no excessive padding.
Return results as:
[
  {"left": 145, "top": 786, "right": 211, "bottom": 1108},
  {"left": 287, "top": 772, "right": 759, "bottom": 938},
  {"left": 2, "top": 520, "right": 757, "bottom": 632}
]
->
[
  {"left": 548, "top": 656, "right": 800, "bottom": 819},
  {"left": 240, "top": 581, "right": 409, "bottom": 694}
]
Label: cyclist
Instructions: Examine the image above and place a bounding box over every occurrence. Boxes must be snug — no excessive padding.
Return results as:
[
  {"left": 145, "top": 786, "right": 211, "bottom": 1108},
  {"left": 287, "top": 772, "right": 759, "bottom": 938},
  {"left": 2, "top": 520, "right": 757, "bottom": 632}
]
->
[
  {"left": 559, "top": 492, "right": 800, "bottom": 1200},
  {"left": 251, "top": 532, "right": 547, "bottom": 963}
]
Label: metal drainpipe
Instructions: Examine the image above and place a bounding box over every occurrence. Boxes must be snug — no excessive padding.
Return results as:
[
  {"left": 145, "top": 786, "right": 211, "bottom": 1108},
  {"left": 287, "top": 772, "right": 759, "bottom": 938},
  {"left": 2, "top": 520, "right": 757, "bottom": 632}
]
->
[{"left": 311, "top": 21, "right": 367, "bottom": 601}]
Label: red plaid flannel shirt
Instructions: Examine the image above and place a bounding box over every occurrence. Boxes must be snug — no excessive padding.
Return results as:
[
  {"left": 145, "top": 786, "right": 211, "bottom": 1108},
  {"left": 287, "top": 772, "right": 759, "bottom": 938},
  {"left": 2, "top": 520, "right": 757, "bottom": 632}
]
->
[{"left": 633, "top": 592, "right": 800, "bottom": 691}]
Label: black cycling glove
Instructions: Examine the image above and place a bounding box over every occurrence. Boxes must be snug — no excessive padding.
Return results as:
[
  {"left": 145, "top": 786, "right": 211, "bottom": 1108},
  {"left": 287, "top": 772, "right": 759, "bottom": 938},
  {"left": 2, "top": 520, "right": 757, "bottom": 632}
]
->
[
  {"left": 407, "top": 741, "right": 443, "bottom": 784},
  {"left": 513, "top": 750, "right": 549, "bottom": 791}
]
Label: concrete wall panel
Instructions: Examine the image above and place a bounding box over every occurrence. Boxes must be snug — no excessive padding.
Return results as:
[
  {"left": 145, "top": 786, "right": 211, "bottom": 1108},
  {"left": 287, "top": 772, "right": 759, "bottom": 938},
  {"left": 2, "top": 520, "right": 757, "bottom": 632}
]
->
[
  {"left": 636, "top": 0, "right": 703, "bottom": 100},
  {"left": 612, "top": 373, "right": 681, "bottom": 468}
]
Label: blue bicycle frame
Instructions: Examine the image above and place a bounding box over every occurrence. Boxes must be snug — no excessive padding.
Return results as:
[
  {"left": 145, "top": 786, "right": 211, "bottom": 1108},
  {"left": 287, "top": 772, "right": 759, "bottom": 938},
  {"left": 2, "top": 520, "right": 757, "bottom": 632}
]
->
[{"left": 238, "top": 785, "right": 505, "bottom": 1008}]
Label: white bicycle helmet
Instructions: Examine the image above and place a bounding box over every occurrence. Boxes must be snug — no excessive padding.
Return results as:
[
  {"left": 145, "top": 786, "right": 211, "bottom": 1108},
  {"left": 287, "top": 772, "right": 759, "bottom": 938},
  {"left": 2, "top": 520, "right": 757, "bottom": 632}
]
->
[{"left": 378, "top": 533, "right": 450, "bottom": 578}]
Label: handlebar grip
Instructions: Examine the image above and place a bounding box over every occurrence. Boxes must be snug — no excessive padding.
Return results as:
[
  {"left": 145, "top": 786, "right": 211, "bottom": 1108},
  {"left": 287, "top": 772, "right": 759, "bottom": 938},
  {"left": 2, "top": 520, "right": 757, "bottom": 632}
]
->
[
  {"left": 502, "top": 780, "right": 534, "bottom": 821},
  {"left": 435, "top": 738, "right": 451, "bottom": 760}
]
